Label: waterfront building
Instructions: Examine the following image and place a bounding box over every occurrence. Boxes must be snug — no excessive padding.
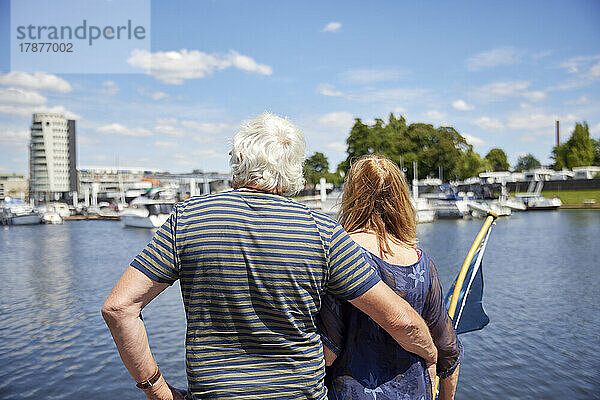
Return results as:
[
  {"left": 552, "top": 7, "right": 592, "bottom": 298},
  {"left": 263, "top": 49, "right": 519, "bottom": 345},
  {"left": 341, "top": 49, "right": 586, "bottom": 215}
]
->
[
  {"left": 29, "top": 113, "right": 77, "bottom": 203},
  {"left": 0, "top": 174, "right": 28, "bottom": 201}
]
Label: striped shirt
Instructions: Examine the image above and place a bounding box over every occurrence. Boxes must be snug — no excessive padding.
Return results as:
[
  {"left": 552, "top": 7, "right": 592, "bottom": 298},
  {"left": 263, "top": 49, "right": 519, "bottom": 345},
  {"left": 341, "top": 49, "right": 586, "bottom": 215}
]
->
[{"left": 131, "top": 189, "right": 380, "bottom": 399}]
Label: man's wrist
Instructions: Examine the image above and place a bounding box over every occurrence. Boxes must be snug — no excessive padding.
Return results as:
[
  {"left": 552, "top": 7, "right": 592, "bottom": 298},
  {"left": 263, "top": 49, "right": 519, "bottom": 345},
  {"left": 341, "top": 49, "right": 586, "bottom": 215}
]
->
[{"left": 142, "top": 375, "right": 171, "bottom": 398}]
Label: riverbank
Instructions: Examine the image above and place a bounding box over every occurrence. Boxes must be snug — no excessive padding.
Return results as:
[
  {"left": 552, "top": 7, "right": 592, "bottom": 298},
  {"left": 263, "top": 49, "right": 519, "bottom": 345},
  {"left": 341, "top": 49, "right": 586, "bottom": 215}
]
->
[{"left": 542, "top": 189, "right": 600, "bottom": 205}]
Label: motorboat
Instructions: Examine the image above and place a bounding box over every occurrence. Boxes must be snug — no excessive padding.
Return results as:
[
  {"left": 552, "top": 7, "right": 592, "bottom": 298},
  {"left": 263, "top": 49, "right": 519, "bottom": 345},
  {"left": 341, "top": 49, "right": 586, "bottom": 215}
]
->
[
  {"left": 120, "top": 188, "right": 176, "bottom": 228},
  {"left": 498, "top": 197, "right": 527, "bottom": 211},
  {"left": 518, "top": 194, "right": 562, "bottom": 210},
  {"left": 42, "top": 211, "right": 63, "bottom": 224},
  {"left": 467, "top": 200, "right": 512, "bottom": 218},
  {"left": 1, "top": 198, "right": 42, "bottom": 225}
]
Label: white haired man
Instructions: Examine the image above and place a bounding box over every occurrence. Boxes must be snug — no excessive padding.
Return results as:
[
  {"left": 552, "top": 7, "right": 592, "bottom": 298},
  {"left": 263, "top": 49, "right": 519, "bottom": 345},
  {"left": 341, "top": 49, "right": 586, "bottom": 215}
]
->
[{"left": 102, "top": 112, "right": 437, "bottom": 400}]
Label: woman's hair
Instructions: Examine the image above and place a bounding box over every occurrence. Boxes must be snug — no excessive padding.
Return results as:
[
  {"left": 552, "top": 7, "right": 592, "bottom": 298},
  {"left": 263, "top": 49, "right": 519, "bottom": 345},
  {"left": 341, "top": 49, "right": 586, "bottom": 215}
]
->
[
  {"left": 230, "top": 112, "right": 306, "bottom": 196},
  {"left": 339, "top": 154, "right": 417, "bottom": 256}
]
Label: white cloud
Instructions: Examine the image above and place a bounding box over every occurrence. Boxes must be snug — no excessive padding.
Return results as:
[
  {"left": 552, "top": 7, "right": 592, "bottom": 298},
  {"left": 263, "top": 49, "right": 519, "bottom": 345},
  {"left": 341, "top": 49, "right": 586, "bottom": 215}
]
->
[
  {"left": 423, "top": 110, "right": 446, "bottom": 123},
  {"left": 97, "top": 80, "right": 119, "bottom": 96},
  {"left": 0, "top": 87, "right": 47, "bottom": 105},
  {"left": 127, "top": 49, "right": 272, "bottom": 84},
  {"left": 181, "top": 120, "right": 231, "bottom": 134},
  {"left": 560, "top": 55, "right": 600, "bottom": 74},
  {"left": 97, "top": 123, "right": 152, "bottom": 137},
  {"left": 566, "top": 95, "right": 588, "bottom": 105},
  {"left": 155, "top": 124, "right": 184, "bottom": 137},
  {"left": 322, "top": 22, "right": 341, "bottom": 32},
  {"left": 473, "top": 116, "right": 504, "bottom": 130},
  {"left": 36, "top": 105, "right": 81, "bottom": 120},
  {"left": 467, "top": 47, "right": 521, "bottom": 71},
  {"left": 0, "top": 72, "right": 72, "bottom": 93},
  {"left": 326, "top": 141, "right": 347, "bottom": 153},
  {"left": 317, "top": 112, "right": 355, "bottom": 129},
  {"left": 392, "top": 107, "right": 407, "bottom": 114},
  {"left": 522, "top": 91, "right": 546, "bottom": 102},
  {"left": 478, "top": 80, "right": 531, "bottom": 97},
  {"left": 0, "top": 129, "right": 29, "bottom": 146},
  {"left": 155, "top": 141, "right": 178, "bottom": 147},
  {"left": 587, "top": 61, "right": 600, "bottom": 79},
  {"left": 506, "top": 113, "right": 577, "bottom": 131},
  {"left": 452, "top": 99, "right": 474, "bottom": 111},
  {"left": 341, "top": 68, "right": 408, "bottom": 84},
  {"left": 348, "top": 87, "right": 431, "bottom": 104},
  {"left": 138, "top": 87, "right": 168, "bottom": 100},
  {"left": 317, "top": 83, "right": 344, "bottom": 97},
  {"left": 589, "top": 123, "right": 600, "bottom": 136},
  {"left": 462, "top": 133, "right": 485, "bottom": 145}
]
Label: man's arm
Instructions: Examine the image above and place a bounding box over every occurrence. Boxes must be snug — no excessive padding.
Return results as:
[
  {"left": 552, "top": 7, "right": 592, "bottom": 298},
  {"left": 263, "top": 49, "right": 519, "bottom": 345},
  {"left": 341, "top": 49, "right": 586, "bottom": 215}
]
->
[
  {"left": 438, "top": 365, "right": 459, "bottom": 400},
  {"left": 348, "top": 281, "right": 438, "bottom": 365},
  {"left": 101, "top": 266, "right": 182, "bottom": 400}
]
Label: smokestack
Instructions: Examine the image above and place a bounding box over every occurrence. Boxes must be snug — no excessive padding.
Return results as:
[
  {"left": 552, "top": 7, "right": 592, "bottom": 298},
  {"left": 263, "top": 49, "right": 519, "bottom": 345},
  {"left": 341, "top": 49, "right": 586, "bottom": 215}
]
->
[{"left": 556, "top": 120, "right": 560, "bottom": 147}]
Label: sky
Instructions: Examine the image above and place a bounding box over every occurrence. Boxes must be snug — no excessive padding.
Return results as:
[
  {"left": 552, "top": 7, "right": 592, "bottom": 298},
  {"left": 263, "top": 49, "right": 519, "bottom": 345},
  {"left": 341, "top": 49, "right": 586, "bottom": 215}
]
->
[{"left": 0, "top": 0, "right": 599, "bottom": 175}]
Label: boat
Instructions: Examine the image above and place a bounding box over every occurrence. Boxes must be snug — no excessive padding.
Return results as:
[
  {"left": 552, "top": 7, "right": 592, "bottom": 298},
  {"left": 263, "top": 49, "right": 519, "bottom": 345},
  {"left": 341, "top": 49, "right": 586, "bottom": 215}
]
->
[
  {"left": 42, "top": 211, "right": 63, "bottom": 224},
  {"left": 467, "top": 200, "right": 512, "bottom": 218},
  {"left": 414, "top": 197, "right": 435, "bottom": 224},
  {"left": 119, "top": 188, "right": 176, "bottom": 228},
  {"left": 518, "top": 195, "right": 562, "bottom": 210},
  {"left": 1, "top": 198, "right": 42, "bottom": 225}
]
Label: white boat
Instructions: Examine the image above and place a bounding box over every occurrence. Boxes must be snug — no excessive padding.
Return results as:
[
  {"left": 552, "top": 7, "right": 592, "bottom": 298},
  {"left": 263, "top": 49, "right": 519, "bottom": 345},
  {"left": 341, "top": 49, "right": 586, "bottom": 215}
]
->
[
  {"left": 42, "top": 211, "right": 63, "bottom": 224},
  {"left": 120, "top": 189, "right": 176, "bottom": 228},
  {"left": 518, "top": 195, "right": 562, "bottom": 210},
  {"left": 498, "top": 197, "right": 527, "bottom": 211},
  {"left": 467, "top": 200, "right": 512, "bottom": 218},
  {"left": 47, "top": 202, "right": 71, "bottom": 219},
  {"left": 1, "top": 198, "right": 42, "bottom": 225}
]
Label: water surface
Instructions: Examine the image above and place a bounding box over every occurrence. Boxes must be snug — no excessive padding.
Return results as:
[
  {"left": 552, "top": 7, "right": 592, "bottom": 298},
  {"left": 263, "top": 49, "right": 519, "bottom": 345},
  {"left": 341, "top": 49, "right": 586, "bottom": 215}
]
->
[{"left": 0, "top": 211, "right": 598, "bottom": 399}]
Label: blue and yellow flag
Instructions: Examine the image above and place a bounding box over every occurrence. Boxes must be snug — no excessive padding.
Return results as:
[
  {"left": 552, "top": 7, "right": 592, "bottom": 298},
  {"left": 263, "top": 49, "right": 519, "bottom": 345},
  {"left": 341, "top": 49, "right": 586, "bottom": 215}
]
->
[{"left": 444, "top": 213, "right": 496, "bottom": 334}]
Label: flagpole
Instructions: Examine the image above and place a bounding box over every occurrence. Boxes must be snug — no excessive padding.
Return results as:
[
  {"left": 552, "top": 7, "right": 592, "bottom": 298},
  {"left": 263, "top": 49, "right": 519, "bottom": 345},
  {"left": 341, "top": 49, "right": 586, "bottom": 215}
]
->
[{"left": 434, "top": 211, "right": 498, "bottom": 399}]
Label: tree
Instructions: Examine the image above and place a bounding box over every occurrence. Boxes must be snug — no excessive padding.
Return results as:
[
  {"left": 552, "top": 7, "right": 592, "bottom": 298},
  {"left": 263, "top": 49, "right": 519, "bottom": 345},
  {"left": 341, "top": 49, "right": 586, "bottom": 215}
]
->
[
  {"left": 513, "top": 154, "right": 541, "bottom": 172},
  {"left": 304, "top": 152, "right": 329, "bottom": 185},
  {"left": 339, "top": 113, "right": 485, "bottom": 181},
  {"left": 593, "top": 138, "right": 600, "bottom": 166},
  {"left": 552, "top": 122, "right": 595, "bottom": 170},
  {"left": 484, "top": 148, "right": 510, "bottom": 171},
  {"left": 458, "top": 150, "right": 491, "bottom": 179}
]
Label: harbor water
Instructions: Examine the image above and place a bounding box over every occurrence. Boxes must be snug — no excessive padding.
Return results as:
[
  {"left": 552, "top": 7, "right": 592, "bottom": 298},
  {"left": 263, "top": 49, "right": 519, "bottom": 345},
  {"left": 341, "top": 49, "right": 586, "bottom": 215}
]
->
[{"left": 0, "top": 210, "right": 598, "bottom": 399}]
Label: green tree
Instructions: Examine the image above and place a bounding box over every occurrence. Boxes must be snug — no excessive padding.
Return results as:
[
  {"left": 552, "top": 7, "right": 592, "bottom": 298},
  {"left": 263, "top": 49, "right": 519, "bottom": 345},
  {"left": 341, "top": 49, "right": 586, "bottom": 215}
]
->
[
  {"left": 304, "top": 152, "right": 329, "bottom": 185},
  {"left": 340, "top": 113, "right": 485, "bottom": 181},
  {"left": 513, "top": 154, "right": 541, "bottom": 172},
  {"left": 552, "top": 122, "right": 595, "bottom": 170},
  {"left": 458, "top": 149, "right": 491, "bottom": 179},
  {"left": 592, "top": 138, "right": 600, "bottom": 166},
  {"left": 484, "top": 148, "right": 510, "bottom": 171}
]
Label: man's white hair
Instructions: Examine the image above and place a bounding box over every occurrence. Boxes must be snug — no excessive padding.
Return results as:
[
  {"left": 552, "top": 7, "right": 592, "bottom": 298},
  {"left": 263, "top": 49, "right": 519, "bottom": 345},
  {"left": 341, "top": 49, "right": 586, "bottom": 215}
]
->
[{"left": 230, "top": 112, "right": 306, "bottom": 196}]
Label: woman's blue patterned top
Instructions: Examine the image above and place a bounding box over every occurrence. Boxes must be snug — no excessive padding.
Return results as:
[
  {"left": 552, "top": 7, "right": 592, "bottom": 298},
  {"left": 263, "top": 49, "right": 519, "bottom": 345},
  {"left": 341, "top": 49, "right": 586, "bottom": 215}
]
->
[{"left": 317, "top": 248, "right": 463, "bottom": 400}]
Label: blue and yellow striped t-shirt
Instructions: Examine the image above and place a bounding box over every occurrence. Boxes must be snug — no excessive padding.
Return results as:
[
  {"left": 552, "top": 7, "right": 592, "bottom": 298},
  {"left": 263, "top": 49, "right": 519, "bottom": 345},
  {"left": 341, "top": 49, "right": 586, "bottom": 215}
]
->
[{"left": 131, "top": 189, "right": 380, "bottom": 399}]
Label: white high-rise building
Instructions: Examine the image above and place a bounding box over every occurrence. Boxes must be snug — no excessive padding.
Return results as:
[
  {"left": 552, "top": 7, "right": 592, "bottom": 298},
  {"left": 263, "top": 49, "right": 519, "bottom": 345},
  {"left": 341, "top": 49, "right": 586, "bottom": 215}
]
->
[{"left": 29, "top": 112, "right": 77, "bottom": 203}]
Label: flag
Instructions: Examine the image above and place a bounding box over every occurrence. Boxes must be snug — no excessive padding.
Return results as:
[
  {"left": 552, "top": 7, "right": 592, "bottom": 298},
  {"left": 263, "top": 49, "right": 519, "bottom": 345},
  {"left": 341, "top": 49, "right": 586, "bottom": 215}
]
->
[{"left": 444, "top": 213, "right": 496, "bottom": 334}]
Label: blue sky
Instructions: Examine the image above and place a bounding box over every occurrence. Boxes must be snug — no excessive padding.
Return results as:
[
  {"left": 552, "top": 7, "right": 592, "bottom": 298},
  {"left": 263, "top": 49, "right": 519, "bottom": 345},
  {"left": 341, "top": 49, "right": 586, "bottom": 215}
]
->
[{"left": 1, "top": 0, "right": 599, "bottom": 174}]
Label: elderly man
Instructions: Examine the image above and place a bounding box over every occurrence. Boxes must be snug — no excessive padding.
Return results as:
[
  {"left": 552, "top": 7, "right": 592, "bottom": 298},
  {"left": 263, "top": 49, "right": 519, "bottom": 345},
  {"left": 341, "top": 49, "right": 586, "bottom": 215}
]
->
[{"left": 102, "top": 112, "right": 437, "bottom": 400}]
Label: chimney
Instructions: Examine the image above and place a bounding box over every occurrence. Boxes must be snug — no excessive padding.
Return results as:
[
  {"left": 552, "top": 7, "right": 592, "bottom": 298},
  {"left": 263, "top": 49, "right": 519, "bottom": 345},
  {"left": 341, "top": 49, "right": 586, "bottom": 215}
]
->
[{"left": 556, "top": 120, "right": 560, "bottom": 147}]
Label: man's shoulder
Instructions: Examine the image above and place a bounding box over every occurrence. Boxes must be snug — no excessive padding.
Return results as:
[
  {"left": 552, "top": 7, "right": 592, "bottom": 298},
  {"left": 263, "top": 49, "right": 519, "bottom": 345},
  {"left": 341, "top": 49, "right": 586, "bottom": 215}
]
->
[{"left": 177, "top": 191, "right": 239, "bottom": 210}]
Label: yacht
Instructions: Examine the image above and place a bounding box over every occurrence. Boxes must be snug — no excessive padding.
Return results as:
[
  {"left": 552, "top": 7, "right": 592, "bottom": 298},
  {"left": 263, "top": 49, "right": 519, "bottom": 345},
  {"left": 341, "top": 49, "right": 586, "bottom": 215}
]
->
[
  {"left": 120, "top": 188, "right": 176, "bottom": 228},
  {"left": 518, "top": 194, "right": 562, "bottom": 210},
  {"left": 1, "top": 198, "right": 42, "bottom": 225}
]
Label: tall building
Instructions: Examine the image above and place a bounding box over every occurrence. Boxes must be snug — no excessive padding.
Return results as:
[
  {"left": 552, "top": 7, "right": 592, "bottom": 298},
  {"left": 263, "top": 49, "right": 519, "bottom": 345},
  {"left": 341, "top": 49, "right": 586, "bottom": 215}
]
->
[{"left": 29, "top": 112, "right": 77, "bottom": 203}]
